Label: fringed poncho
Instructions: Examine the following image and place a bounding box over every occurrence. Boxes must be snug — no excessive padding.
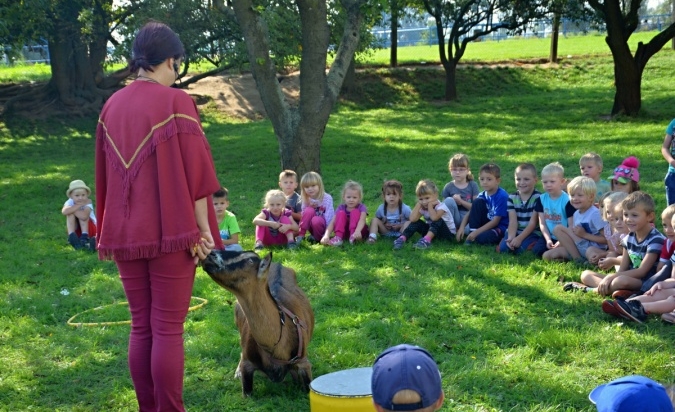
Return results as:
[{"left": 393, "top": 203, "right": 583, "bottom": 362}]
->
[{"left": 95, "top": 81, "right": 223, "bottom": 261}]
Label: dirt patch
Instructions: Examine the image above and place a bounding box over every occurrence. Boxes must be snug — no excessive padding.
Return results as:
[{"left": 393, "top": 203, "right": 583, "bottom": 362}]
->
[
  {"left": 184, "top": 72, "right": 300, "bottom": 120},
  {"left": 184, "top": 61, "right": 562, "bottom": 119}
]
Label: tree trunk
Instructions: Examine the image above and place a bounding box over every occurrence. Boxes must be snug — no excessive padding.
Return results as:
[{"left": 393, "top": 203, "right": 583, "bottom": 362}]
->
[
  {"left": 608, "top": 48, "right": 641, "bottom": 116},
  {"left": 444, "top": 60, "right": 458, "bottom": 101},
  {"left": 2, "top": 0, "right": 119, "bottom": 118},
  {"left": 605, "top": 28, "right": 641, "bottom": 115},
  {"left": 341, "top": 57, "right": 356, "bottom": 96},
  {"left": 549, "top": 13, "right": 560, "bottom": 63},
  {"left": 233, "top": 0, "right": 364, "bottom": 177},
  {"left": 390, "top": 6, "right": 398, "bottom": 68}
]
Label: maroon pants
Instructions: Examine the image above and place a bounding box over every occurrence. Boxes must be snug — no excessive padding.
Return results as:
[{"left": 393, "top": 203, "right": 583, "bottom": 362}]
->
[
  {"left": 333, "top": 209, "right": 368, "bottom": 240},
  {"left": 299, "top": 207, "right": 327, "bottom": 240},
  {"left": 116, "top": 251, "right": 195, "bottom": 412}
]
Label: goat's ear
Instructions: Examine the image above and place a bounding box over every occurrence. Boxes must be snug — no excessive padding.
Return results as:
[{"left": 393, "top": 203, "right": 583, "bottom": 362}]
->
[{"left": 257, "top": 252, "right": 273, "bottom": 279}]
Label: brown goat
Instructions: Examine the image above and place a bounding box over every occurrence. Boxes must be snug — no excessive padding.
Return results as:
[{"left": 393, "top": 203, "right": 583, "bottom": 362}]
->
[{"left": 202, "top": 250, "right": 314, "bottom": 396}]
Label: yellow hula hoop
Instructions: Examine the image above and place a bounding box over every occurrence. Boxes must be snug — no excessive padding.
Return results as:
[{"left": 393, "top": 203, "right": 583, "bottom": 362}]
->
[{"left": 67, "top": 296, "right": 208, "bottom": 327}]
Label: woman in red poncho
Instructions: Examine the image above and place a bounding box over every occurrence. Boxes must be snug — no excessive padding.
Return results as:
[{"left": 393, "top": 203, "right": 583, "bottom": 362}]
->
[{"left": 95, "top": 21, "right": 223, "bottom": 412}]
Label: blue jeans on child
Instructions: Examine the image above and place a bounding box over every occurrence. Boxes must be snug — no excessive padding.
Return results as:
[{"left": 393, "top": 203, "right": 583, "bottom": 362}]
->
[
  {"left": 497, "top": 233, "right": 547, "bottom": 256},
  {"left": 665, "top": 171, "right": 675, "bottom": 206},
  {"left": 465, "top": 198, "right": 503, "bottom": 245},
  {"left": 640, "top": 260, "right": 672, "bottom": 293}
]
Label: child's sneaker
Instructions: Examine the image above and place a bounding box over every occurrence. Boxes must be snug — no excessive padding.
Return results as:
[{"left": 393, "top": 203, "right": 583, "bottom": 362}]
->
[
  {"left": 80, "top": 233, "right": 90, "bottom": 249},
  {"left": 88, "top": 236, "right": 97, "bottom": 252},
  {"left": 306, "top": 235, "right": 316, "bottom": 243},
  {"left": 393, "top": 237, "right": 405, "bottom": 250},
  {"left": 295, "top": 236, "right": 304, "bottom": 244},
  {"left": 601, "top": 300, "right": 622, "bottom": 318},
  {"left": 413, "top": 238, "right": 431, "bottom": 249},
  {"left": 254, "top": 241, "right": 264, "bottom": 251},
  {"left": 68, "top": 232, "right": 81, "bottom": 250},
  {"left": 563, "top": 282, "right": 588, "bottom": 292},
  {"left": 367, "top": 235, "right": 377, "bottom": 244},
  {"left": 611, "top": 289, "right": 639, "bottom": 300},
  {"left": 614, "top": 299, "right": 647, "bottom": 323},
  {"left": 328, "top": 236, "right": 343, "bottom": 247},
  {"left": 287, "top": 241, "right": 298, "bottom": 250}
]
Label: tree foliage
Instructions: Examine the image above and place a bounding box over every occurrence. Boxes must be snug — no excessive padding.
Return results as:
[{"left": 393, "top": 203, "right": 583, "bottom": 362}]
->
[
  {"left": 586, "top": 0, "right": 675, "bottom": 115},
  {"left": 423, "top": 0, "right": 550, "bottom": 100}
]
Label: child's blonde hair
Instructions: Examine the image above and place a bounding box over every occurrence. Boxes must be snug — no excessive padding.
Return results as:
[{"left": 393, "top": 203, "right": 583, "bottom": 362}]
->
[
  {"left": 263, "top": 189, "right": 287, "bottom": 208},
  {"left": 415, "top": 179, "right": 439, "bottom": 197},
  {"left": 662, "top": 204, "right": 675, "bottom": 225},
  {"left": 579, "top": 152, "right": 603, "bottom": 170},
  {"left": 621, "top": 191, "right": 656, "bottom": 216},
  {"left": 341, "top": 180, "right": 363, "bottom": 202},
  {"left": 600, "top": 191, "right": 628, "bottom": 221},
  {"left": 300, "top": 171, "right": 325, "bottom": 205},
  {"left": 567, "top": 176, "right": 597, "bottom": 199},
  {"left": 448, "top": 153, "right": 474, "bottom": 181},
  {"left": 541, "top": 162, "right": 564, "bottom": 178}
]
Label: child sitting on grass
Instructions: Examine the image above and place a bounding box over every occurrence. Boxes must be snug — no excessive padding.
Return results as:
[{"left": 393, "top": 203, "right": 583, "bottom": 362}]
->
[
  {"left": 393, "top": 179, "right": 455, "bottom": 250},
  {"left": 213, "top": 187, "right": 243, "bottom": 251},
  {"left": 252, "top": 190, "right": 299, "bottom": 250},
  {"left": 442, "top": 153, "right": 479, "bottom": 231},
  {"left": 457, "top": 163, "right": 509, "bottom": 246},
  {"left": 579, "top": 152, "right": 611, "bottom": 203},
  {"left": 565, "top": 191, "right": 665, "bottom": 296},
  {"left": 534, "top": 162, "right": 575, "bottom": 257},
  {"left": 497, "top": 163, "right": 545, "bottom": 255},
  {"left": 586, "top": 192, "right": 628, "bottom": 268},
  {"left": 602, "top": 206, "right": 675, "bottom": 323},
  {"left": 279, "top": 169, "right": 302, "bottom": 223},
  {"left": 321, "top": 180, "right": 369, "bottom": 246},
  {"left": 543, "top": 176, "right": 606, "bottom": 263},
  {"left": 62, "top": 179, "right": 97, "bottom": 251},
  {"left": 368, "top": 180, "right": 411, "bottom": 244},
  {"left": 297, "top": 171, "right": 334, "bottom": 243},
  {"left": 608, "top": 156, "right": 641, "bottom": 194}
]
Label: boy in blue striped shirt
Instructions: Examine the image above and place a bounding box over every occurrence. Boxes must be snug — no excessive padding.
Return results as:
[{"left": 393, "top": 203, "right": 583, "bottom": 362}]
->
[{"left": 498, "top": 163, "right": 546, "bottom": 255}]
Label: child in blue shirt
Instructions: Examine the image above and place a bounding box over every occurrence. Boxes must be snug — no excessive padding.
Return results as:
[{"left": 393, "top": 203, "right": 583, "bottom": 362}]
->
[
  {"left": 457, "top": 163, "right": 509, "bottom": 246},
  {"left": 544, "top": 176, "right": 606, "bottom": 263},
  {"left": 534, "top": 162, "right": 576, "bottom": 257}
]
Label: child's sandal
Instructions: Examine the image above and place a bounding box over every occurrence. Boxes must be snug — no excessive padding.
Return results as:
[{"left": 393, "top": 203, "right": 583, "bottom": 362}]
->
[{"left": 661, "top": 312, "right": 675, "bottom": 324}]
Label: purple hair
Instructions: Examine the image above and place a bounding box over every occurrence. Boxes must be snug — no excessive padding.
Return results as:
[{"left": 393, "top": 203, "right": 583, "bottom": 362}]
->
[{"left": 130, "top": 21, "right": 185, "bottom": 73}]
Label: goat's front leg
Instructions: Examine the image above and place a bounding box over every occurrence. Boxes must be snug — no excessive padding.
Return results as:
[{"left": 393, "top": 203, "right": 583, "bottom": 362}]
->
[{"left": 237, "top": 358, "right": 256, "bottom": 397}]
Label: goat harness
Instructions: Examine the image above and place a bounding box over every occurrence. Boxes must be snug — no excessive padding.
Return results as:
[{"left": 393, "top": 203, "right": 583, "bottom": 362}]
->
[{"left": 264, "top": 302, "right": 308, "bottom": 366}]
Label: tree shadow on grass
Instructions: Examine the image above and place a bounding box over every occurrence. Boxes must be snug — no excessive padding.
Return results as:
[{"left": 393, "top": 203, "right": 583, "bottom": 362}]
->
[{"left": 277, "top": 242, "right": 675, "bottom": 410}]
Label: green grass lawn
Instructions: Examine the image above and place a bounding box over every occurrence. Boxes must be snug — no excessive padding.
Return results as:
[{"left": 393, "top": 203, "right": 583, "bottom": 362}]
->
[
  {"left": 2, "top": 42, "right": 675, "bottom": 411},
  {"left": 361, "top": 30, "right": 664, "bottom": 65}
]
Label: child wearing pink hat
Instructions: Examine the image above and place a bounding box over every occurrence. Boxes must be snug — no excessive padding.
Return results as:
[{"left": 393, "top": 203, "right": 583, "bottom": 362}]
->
[{"left": 608, "top": 156, "right": 640, "bottom": 194}]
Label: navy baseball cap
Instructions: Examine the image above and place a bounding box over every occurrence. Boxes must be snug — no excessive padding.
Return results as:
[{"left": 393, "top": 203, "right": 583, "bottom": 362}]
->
[
  {"left": 371, "top": 344, "right": 442, "bottom": 411},
  {"left": 589, "top": 375, "right": 672, "bottom": 412}
]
